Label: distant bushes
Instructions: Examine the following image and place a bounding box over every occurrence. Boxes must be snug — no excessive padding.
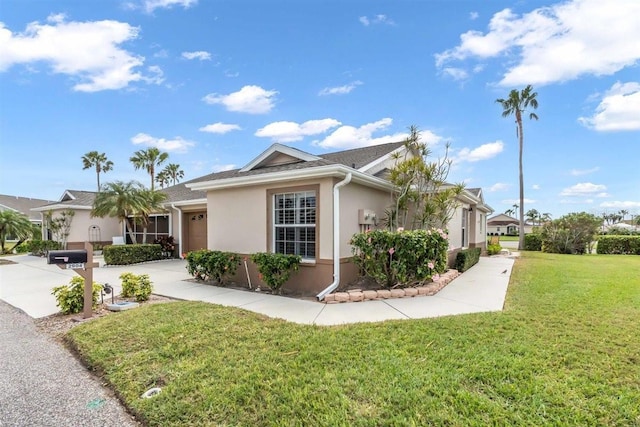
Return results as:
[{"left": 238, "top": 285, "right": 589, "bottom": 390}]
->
[
  {"left": 104, "top": 244, "right": 162, "bottom": 265},
  {"left": 455, "top": 248, "right": 481, "bottom": 272},
  {"left": 524, "top": 234, "right": 542, "bottom": 251},
  {"left": 596, "top": 236, "right": 640, "bottom": 255}
]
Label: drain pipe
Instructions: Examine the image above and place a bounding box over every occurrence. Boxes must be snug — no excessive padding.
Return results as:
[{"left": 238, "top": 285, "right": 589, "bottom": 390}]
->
[
  {"left": 317, "top": 172, "right": 352, "bottom": 301},
  {"left": 170, "top": 204, "right": 183, "bottom": 258}
]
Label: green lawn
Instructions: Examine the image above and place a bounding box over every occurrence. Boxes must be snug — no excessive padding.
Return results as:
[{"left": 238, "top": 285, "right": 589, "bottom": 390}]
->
[
  {"left": 68, "top": 252, "right": 640, "bottom": 426},
  {"left": 499, "top": 235, "right": 519, "bottom": 241}
]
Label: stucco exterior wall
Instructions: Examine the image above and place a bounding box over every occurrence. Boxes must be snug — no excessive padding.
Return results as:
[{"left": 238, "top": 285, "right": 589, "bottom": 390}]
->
[
  {"left": 48, "top": 208, "right": 120, "bottom": 245},
  {"left": 447, "top": 206, "right": 464, "bottom": 251}
]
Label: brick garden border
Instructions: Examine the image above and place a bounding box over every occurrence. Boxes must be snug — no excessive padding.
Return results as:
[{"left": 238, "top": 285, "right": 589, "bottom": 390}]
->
[{"left": 323, "top": 269, "right": 460, "bottom": 304}]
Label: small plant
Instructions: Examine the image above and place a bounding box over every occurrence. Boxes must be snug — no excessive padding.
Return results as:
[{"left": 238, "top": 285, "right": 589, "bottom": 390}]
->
[
  {"left": 119, "top": 272, "right": 153, "bottom": 302},
  {"left": 52, "top": 276, "right": 102, "bottom": 315},
  {"left": 185, "top": 250, "right": 241, "bottom": 285},
  {"left": 154, "top": 236, "right": 176, "bottom": 258},
  {"left": 486, "top": 243, "right": 502, "bottom": 256},
  {"left": 250, "top": 253, "right": 301, "bottom": 295}
]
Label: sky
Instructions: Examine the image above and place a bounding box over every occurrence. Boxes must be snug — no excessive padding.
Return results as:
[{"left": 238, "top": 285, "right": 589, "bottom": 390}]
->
[{"left": 1, "top": 0, "right": 638, "bottom": 219}]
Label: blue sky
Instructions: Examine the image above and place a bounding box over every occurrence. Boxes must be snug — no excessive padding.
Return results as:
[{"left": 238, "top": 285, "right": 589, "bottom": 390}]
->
[{"left": 1, "top": 0, "right": 638, "bottom": 219}]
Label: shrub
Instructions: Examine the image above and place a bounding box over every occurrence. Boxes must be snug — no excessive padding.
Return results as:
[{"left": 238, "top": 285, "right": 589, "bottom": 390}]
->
[
  {"left": 596, "top": 235, "right": 640, "bottom": 255},
  {"left": 454, "top": 248, "right": 481, "bottom": 273},
  {"left": 52, "top": 276, "right": 102, "bottom": 315},
  {"left": 350, "top": 228, "right": 449, "bottom": 288},
  {"left": 24, "top": 240, "right": 62, "bottom": 256},
  {"left": 541, "top": 212, "right": 600, "bottom": 254},
  {"left": 119, "top": 272, "right": 153, "bottom": 302},
  {"left": 185, "top": 250, "right": 241, "bottom": 285},
  {"left": 154, "top": 236, "right": 176, "bottom": 258},
  {"left": 486, "top": 244, "right": 502, "bottom": 256},
  {"left": 524, "top": 234, "right": 542, "bottom": 251},
  {"left": 250, "top": 253, "right": 301, "bottom": 294},
  {"left": 103, "top": 244, "right": 162, "bottom": 265}
]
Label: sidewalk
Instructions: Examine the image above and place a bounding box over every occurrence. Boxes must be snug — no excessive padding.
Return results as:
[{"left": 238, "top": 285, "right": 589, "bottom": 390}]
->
[{"left": 0, "top": 254, "right": 516, "bottom": 325}]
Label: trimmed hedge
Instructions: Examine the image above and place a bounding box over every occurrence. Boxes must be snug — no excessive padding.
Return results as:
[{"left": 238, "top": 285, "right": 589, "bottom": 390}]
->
[
  {"left": 103, "top": 244, "right": 162, "bottom": 265},
  {"left": 454, "top": 247, "right": 481, "bottom": 273},
  {"left": 524, "top": 234, "right": 542, "bottom": 251},
  {"left": 185, "top": 250, "right": 241, "bottom": 285},
  {"left": 596, "top": 235, "right": 640, "bottom": 255}
]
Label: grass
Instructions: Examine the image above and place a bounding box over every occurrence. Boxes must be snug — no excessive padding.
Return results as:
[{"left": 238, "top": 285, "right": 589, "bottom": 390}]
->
[
  {"left": 67, "top": 252, "right": 640, "bottom": 426},
  {"left": 499, "top": 235, "right": 519, "bottom": 241}
]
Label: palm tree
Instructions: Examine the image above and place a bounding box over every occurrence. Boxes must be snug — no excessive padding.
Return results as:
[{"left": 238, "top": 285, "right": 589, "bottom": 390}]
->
[
  {"left": 135, "top": 189, "right": 167, "bottom": 243},
  {"left": 82, "top": 151, "right": 114, "bottom": 192},
  {"left": 496, "top": 85, "right": 539, "bottom": 250},
  {"left": 155, "top": 170, "right": 171, "bottom": 189},
  {"left": 130, "top": 148, "right": 169, "bottom": 191},
  {"left": 162, "top": 163, "right": 184, "bottom": 186},
  {"left": 91, "top": 181, "right": 148, "bottom": 243},
  {"left": 504, "top": 208, "right": 515, "bottom": 216},
  {"left": 0, "top": 210, "right": 35, "bottom": 254},
  {"left": 540, "top": 212, "right": 552, "bottom": 224},
  {"left": 526, "top": 208, "right": 540, "bottom": 226}
]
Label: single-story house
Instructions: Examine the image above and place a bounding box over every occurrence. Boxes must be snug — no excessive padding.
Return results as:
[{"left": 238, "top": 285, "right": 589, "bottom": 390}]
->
[
  {"left": 29, "top": 141, "right": 493, "bottom": 296},
  {"left": 487, "top": 213, "right": 533, "bottom": 235},
  {"left": 0, "top": 194, "right": 54, "bottom": 241}
]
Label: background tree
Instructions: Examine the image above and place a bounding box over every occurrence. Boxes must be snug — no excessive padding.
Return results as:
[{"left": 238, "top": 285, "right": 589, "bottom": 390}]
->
[
  {"left": 387, "top": 126, "right": 463, "bottom": 230},
  {"left": 91, "top": 181, "right": 148, "bottom": 243},
  {"left": 504, "top": 207, "right": 515, "bottom": 216},
  {"left": 155, "top": 170, "right": 171, "bottom": 189},
  {"left": 0, "top": 210, "right": 34, "bottom": 254},
  {"left": 496, "top": 85, "right": 539, "bottom": 250},
  {"left": 130, "top": 148, "right": 169, "bottom": 191},
  {"left": 44, "top": 209, "right": 75, "bottom": 249},
  {"left": 540, "top": 212, "right": 601, "bottom": 254},
  {"left": 135, "top": 189, "right": 167, "bottom": 243},
  {"left": 82, "top": 151, "right": 113, "bottom": 192},
  {"left": 526, "top": 208, "right": 540, "bottom": 226},
  {"left": 162, "top": 163, "right": 184, "bottom": 186}
]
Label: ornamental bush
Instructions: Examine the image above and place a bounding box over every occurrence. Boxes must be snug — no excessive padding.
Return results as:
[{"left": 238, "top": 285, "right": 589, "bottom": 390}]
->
[
  {"left": 52, "top": 276, "right": 102, "bottom": 315},
  {"left": 103, "top": 244, "right": 162, "bottom": 265},
  {"left": 596, "top": 235, "right": 640, "bottom": 255},
  {"left": 185, "top": 250, "right": 241, "bottom": 285},
  {"left": 540, "top": 212, "right": 600, "bottom": 254},
  {"left": 24, "top": 240, "right": 62, "bottom": 257},
  {"left": 524, "top": 234, "right": 542, "bottom": 251},
  {"left": 350, "top": 228, "right": 448, "bottom": 288},
  {"left": 486, "top": 243, "right": 502, "bottom": 256},
  {"left": 250, "top": 253, "right": 301, "bottom": 295},
  {"left": 454, "top": 248, "right": 481, "bottom": 273},
  {"left": 119, "top": 272, "right": 153, "bottom": 302}
]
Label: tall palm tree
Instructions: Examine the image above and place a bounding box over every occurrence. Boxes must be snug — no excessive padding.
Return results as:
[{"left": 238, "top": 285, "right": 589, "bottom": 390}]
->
[
  {"left": 526, "top": 208, "right": 540, "bottom": 226},
  {"left": 0, "top": 210, "right": 35, "bottom": 254},
  {"left": 135, "top": 189, "right": 167, "bottom": 243},
  {"left": 155, "top": 170, "right": 171, "bottom": 189},
  {"left": 496, "top": 85, "right": 539, "bottom": 250},
  {"left": 162, "top": 163, "right": 184, "bottom": 186},
  {"left": 130, "top": 148, "right": 169, "bottom": 191},
  {"left": 91, "top": 181, "right": 147, "bottom": 243},
  {"left": 82, "top": 151, "right": 114, "bottom": 192}
]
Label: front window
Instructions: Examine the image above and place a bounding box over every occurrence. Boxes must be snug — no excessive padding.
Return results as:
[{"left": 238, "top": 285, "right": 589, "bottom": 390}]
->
[
  {"left": 273, "top": 191, "right": 316, "bottom": 260},
  {"left": 126, "top": 214, "right": 170, "bottom": 244},
  {"left": 461, "top": 208, "right": 469, "bottom": 247}
]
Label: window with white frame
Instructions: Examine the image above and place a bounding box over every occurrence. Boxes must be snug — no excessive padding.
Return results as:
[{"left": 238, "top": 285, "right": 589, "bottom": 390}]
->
[
  {"left": 461, "top": 208, "right": 469, "bottom": 247},
  {"left": 126, "top": 214, "right": 170, "bottom": 244},
  {"left": 273, "top": 190, "right": 316, "bottom": 260}
]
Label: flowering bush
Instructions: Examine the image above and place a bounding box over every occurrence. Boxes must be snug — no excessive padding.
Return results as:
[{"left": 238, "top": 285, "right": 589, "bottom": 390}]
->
[
  {"left": 185, "top": 249, "right": 241, "bottom": 285},
  {"left": 350, "top": 228, "right": 449, "bottom": 288},
  {"left": 250, "top": 253, "right": 301, "bottom": 295}
]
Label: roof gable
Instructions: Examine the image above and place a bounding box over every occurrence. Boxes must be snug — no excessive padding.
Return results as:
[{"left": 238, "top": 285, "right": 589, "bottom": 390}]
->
[{"left": 240, "top": 143, "right": 320, "bottom": 172}]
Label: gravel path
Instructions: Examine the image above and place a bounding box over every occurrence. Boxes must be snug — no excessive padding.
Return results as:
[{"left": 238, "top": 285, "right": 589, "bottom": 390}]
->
[{"left": 0, "top": 301, "right": 138, "bottom": 427}]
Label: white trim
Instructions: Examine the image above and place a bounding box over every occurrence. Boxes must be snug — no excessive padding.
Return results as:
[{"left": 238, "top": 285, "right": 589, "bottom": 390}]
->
[
  {"left": 357, "top": 145, "right": 405, "bottom": 173},
  {"left": 187, "top": 164, "right": 394, "bottom": 192},
  {"left": 162, "top": 198, "right": 207, "bottom": 208},
  {"left": 31, "top": 204, "right": 92, "bottom": 211},
  {"left": 239, "top": 143, "right": 321, "bottom": 172}
]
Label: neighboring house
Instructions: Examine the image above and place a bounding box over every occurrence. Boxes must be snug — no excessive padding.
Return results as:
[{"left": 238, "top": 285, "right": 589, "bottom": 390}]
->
[
  {"left": 487, "top": 213, "right": 533, "bottom": 235},
  {"left": 32, "top": 190, "right": 121, "bottom": 249},
  {"left": 0, "top": 194, "right": 54, "bottom": 240},
  {"left": 177, "top": 142, "right": 492, "bottom": 296}
]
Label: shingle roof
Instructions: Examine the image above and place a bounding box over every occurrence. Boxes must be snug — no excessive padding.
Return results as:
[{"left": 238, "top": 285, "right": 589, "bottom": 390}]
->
[
  {"left": 34, "top": 190, "right": 98, "bottom": 210},
  {"left": 0, "top": 194, "right": 54, "bottom": 221},
  {"left": 318, "top": 141, "right": 405, "bottom": 169},
  {"left": 466, "top": 187, "right": 482, "bottom": 197}
]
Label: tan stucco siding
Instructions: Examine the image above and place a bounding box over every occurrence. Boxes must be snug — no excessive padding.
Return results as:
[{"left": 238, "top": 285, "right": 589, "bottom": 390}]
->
[
  {"left": 447, "top": 207, "right": 464, "bottom": 251},
  {"left": 49, "top": 209, "right": 121, "bottom": 243},
  {"left": 338, "top": 183, "right": 390, "bottom": 258}
]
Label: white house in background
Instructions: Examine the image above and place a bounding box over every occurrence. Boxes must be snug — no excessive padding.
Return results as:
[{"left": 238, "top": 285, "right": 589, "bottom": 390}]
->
[{"left": 487, "top": 213, "right": 534, "bottom": 235}]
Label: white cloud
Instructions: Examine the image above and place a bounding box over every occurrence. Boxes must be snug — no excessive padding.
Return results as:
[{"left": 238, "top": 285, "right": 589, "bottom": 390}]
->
[
  {"left": 203, "top": 85, "right": 277, "bottom": 114},
  {"left": 211, "top": 163, "right": 236, "bottom": 172},
  {"left": 255, "top": 119, "right": 341, "bottom": 143},
  {"left": 314, "top": 118, "right": 410, "bottom": 150},
  {"left": 578, "top": 82, "right": 640, "bottom": 131},
  {"left": 131, "top": 132, "right": 195, "bottom": 152},
  {"left": 441, "top": 67, "right": 469, "bottom": 81},
  {"left": 199, "top": 122, "right": 241, "bottom": 134},
  {"left": 532, "top": 184, "right": 540, "bottom": 190},
  {"left": 359, "top": 14, "right": 395, "bottom": 26},
  {"left": 435, "top": 0, "right": 640, "bottom": 86},
  {"left": 456, "top": 140, "right": 504, "bottom": 162},
  {"left": 489, "top": 182, "right": 510, "bottom": 192},
  {"left": 570, "top": 166, "right": 599, "bottom": 176},
  {"left": 502, "top": 198, "right": 536, "bottom": 205},
  {"left": 318, "top": 81, "right": 362, "bottom": 96},
  {"left": 182, "top": 51, "right": 211, "bottom": 61},
  {"left": 559, "top": 182, "right": 607, "bottom": 196},
  {"left": 600, "top": 200, "right": 640, "bottom": 209},
  {"left": 143, "top": 0, "right": 197, "bottom": 13},
  {"left": 0, "top": 15, "right": 158, "bottom": 92},
  {"left": 470, "top": 12, "right": 479, "bottom": 20}
]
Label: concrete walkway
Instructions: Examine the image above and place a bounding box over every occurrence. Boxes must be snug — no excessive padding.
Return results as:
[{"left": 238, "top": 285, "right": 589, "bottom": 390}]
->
[{"left": 0, "top": 254, "right": 515, "bottom": 325}]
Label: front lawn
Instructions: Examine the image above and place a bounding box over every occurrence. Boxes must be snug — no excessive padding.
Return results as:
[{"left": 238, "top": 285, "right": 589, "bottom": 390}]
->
[
  {"left": 68, "top": 252, "right": 640, "bottom": 426},
  {"left": 499, "top": 235, "right": 519, "bottom": 241}
]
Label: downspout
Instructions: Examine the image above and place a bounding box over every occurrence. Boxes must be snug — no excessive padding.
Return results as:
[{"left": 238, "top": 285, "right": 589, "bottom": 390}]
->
[
  {"left": 170, "top": 204, "right": 183, "bottom": 258},
  {"left": 317, "top": 172, "right": 352, "bottom": 301}
]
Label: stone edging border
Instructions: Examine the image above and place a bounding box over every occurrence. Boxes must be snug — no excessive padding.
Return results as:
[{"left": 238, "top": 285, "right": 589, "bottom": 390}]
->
[{"left": 323, "top": 269, "right": 460, "bottom": 304}]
